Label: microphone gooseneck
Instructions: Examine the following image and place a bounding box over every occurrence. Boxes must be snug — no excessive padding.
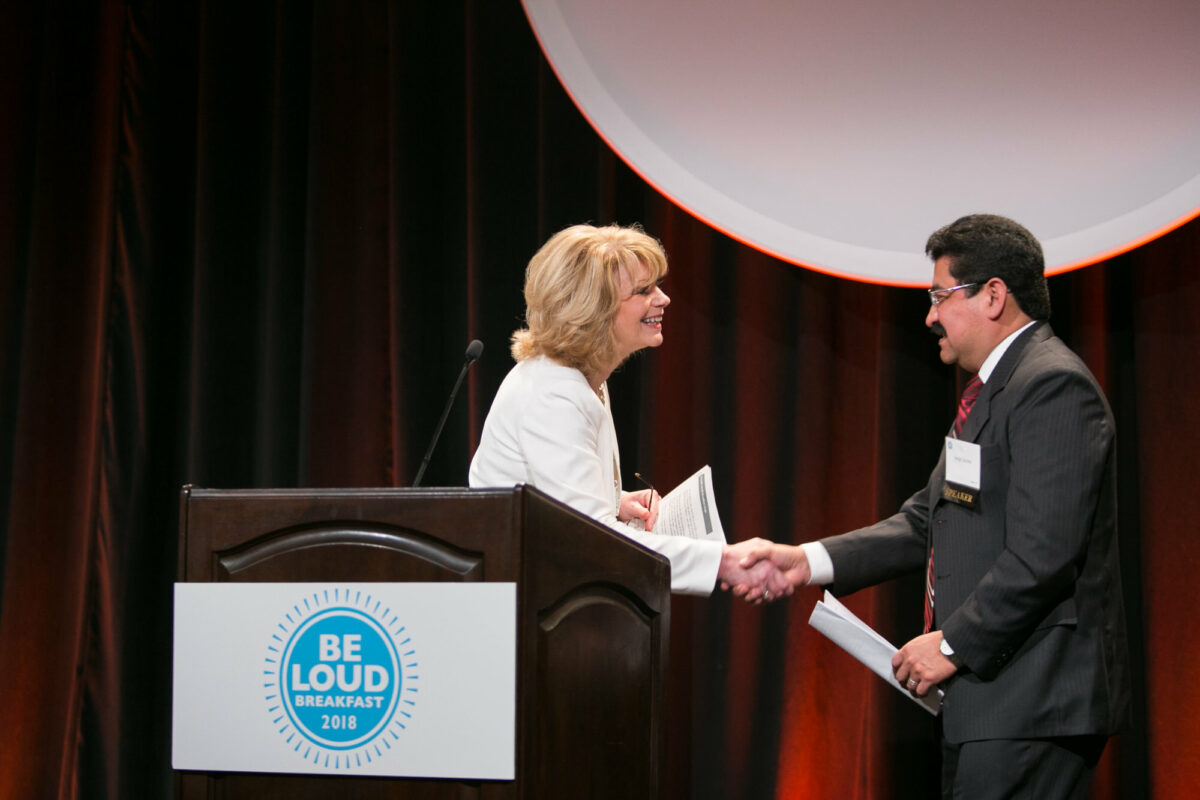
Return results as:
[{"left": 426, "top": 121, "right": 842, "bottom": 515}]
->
[{"left": 412, "top": 340, "right": 484, "bottom": 487}]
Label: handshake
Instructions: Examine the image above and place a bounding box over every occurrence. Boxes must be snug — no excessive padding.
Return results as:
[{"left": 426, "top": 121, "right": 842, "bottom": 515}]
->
[
  {"left": 619, "top": 488, "right": 811, "bottom": 603},
  {"left": 717, "top": 539, "right": 811, "bottom": 604}
]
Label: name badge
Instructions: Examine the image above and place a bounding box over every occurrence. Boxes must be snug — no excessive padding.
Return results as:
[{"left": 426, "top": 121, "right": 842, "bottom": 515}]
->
[{"left": 943, "top": 437, "right": 981, "bottom": 509}]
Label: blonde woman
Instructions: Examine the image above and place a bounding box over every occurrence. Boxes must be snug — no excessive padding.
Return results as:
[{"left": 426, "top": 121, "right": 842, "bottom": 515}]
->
[{"left": 469, "top": 224, "right": 789, "bottom": 598}]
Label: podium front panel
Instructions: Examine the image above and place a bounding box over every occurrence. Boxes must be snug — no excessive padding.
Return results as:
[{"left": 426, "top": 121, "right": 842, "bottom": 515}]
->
[{"left": 175, "top": 486, "right": 669, "bottom": 800}]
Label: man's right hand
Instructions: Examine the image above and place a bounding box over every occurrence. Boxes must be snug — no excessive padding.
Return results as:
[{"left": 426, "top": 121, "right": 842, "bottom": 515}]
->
[{"left": 735, "top": 542, "right": 812, "bottom": 592}]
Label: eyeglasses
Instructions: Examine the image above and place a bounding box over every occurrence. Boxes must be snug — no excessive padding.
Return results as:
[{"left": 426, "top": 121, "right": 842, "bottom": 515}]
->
[
  {"left": 634, "top": 471, "right": 656, "bottom": 520},
  {"left": 928, "top": 282, "right": 977, "bottom": 306}
]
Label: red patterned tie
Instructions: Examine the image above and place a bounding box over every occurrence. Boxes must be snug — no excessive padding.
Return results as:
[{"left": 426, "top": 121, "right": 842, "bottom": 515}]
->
[
  {"left": 924, "top": 375, "right": 983, "bottom": 633},
  {"left": 954, "top": 374, "right": 983, "bottom": 437}
]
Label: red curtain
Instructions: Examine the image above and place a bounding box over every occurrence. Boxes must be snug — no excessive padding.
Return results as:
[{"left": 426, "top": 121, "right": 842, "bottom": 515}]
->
[{"left": 1, "top": 1, "right": 1193, "bottom": 797}]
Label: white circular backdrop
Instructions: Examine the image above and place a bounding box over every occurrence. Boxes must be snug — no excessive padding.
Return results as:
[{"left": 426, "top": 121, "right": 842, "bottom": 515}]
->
[{"left": 524, "top": 0, "right": 1200, "bottom": 285}]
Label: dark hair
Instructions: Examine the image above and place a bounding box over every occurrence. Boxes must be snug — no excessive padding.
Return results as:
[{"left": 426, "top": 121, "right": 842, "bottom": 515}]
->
[{"left": 925, "top": 214, "right": 1050, "bottom": 320}]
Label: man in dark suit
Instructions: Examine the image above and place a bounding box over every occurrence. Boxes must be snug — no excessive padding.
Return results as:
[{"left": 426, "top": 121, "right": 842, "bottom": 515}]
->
[{"left": 741, "top": 215, "right": 1131, "bottom": 798}]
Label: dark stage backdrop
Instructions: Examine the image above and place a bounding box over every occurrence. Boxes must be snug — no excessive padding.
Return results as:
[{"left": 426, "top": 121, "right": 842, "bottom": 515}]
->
[{"left": 2, "top": 2, "right": 1197, "bottom": 798}]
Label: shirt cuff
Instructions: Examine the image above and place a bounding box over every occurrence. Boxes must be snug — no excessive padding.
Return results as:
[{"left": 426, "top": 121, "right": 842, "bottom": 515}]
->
[{"left": 800, "top": 542, "right": 834, "bottom": 585}]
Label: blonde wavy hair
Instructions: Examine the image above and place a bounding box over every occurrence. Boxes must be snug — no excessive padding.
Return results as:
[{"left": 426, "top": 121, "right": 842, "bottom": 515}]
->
[{"left": 511, "top": 224, "right": 668, "bottom": 380}]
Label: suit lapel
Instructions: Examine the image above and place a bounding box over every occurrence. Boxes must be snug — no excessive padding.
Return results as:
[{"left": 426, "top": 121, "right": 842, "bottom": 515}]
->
[
  {"left": 929, "top": 322, "right": 1051, "bottom": 516},
  {"left": 958, "top": 321, "right": 1050, "bottom": 443}
]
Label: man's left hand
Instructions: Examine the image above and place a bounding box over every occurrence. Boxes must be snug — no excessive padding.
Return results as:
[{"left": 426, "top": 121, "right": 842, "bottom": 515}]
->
[{"left": 892, "top": 632, "right": 958, "bottom": 697}]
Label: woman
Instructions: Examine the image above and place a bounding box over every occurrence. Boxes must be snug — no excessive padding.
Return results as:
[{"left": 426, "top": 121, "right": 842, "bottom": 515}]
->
[{"left": 469, "top": 224, "right": 787, "bottom": 598}]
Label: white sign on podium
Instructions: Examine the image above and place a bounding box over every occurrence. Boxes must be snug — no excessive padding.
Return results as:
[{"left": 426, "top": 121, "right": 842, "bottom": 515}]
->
[{"left": 172, "top": 582, "right": 516, "bottom": 779}]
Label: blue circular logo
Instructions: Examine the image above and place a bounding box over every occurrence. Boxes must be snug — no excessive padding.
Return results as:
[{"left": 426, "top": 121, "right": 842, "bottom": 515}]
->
[{"left": 264, "top": 589, "right": 418, "bottom": 769}]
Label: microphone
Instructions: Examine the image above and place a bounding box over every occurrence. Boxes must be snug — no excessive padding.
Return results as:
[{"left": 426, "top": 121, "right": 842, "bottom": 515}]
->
[{"left": 412, "top": 339, "right": 483, "bottom": 487}]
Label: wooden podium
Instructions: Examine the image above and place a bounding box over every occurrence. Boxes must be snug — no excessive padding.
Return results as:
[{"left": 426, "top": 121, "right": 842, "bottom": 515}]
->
[{"left": 175, "top": 485, "right": 670, "bottom": 799}]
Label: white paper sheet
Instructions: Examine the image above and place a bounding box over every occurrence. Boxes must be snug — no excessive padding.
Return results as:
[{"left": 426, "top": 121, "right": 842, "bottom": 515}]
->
[{"left": 808, "top": 591, "right": 942, "bottom": 715}]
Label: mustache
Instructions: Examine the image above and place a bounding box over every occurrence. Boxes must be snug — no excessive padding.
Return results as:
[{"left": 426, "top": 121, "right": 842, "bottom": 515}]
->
[{"left": 929, "top": 322, "right": 947, "bottom": 338}]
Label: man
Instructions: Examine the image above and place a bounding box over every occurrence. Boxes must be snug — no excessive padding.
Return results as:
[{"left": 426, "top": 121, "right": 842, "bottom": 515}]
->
[{"left": 742, "top": 214, "right": 1130, "bottom": 798}]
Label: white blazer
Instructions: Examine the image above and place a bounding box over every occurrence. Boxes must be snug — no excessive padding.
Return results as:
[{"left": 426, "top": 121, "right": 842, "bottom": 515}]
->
[{"left": 469, "top": 356, "right": 721, "bottom": 594}]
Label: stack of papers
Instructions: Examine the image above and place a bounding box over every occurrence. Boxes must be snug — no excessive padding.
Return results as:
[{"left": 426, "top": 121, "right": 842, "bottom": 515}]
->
[
  {"left": 627, "top": 465, "right": 726, "bottom": 543},
  {"left": 809, "top": 591, "right": 942, "bottom": 715}
]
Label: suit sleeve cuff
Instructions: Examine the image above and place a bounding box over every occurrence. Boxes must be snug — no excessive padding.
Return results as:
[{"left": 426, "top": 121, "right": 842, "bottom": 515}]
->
[{"left": 801, "top": 542, "right": 834, "bottom": 586}]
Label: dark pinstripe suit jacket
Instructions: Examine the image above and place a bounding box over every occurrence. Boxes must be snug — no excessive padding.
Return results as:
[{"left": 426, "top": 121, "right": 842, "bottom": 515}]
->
[{"left": 822, "top": 322, "right": 1131, "bottom": 744}]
